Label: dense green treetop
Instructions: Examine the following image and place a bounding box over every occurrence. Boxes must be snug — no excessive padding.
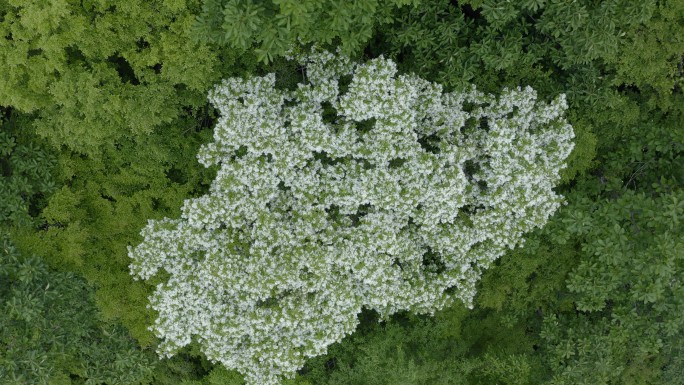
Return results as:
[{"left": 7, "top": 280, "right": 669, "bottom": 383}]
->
[
  {"left": 542, "top": 188, "right": 684, "bottom": 385},
  {"left": 0, "top": 236, "right": 153, "bottom": 384},
  {"left": 0, "top": 108, "right": 56, "bottom": 227},
  {"left": 0, "top": 0, "right": 254, "bottom": 156},
  {"left": 381, "top": 0, "right": 682, "bottom": 95},
  {"left": 193, "top": 0, "right": 418, "bottom": 62}
]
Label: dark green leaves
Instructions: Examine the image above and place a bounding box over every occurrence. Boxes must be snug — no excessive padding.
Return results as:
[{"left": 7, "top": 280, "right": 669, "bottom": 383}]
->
[
  {"left": 0, "top": 237, "right": 154, "bottom": 385},
  {"left": 193, "top": 0, "right": 416, "bottom": 62},
  {"left": 0, "top": 109, "right": 56, "bottom": 227}
]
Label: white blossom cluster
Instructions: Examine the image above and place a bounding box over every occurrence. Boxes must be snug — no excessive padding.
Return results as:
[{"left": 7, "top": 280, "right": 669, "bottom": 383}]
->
[{"left": 128, "top": 49, "right": 574, "bottom": 385}]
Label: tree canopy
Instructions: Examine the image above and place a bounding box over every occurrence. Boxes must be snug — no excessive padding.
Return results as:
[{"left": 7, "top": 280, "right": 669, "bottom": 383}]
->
[
  {"left": 0, "top": 0, "right": 681, "bottom": 383},
  {"left": 129, "top": 49, "right": 573, "bottom": 384}
]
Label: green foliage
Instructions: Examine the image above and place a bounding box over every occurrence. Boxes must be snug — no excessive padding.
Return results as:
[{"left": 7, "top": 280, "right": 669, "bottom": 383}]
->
[
  {"left": 372, "top": 0, "right": 684, "bottom": 181},
  {"left": 475, "top": 234, "right": 577, "bottom": 326},
  {"left": 534, "top": 87, "right": 683, "bottom": 384},
  {"left": 0, "top": 107, "right": 56, "bottom": 226},
  {"left": 0, "top": 0, "right": 681, "bottom": 383},
  {"left": 148, "top": 347, "right": 212, "bottom": 385},
  {"left": 301, "top": 304, "right": 547, "bottom": 385},
  {"left": 0, "top": 236, "right": 153, "bottom": 384},
  {"left": 541, "top": 189, "right": 684, "bottom": 384},
  {"left": 204, "top": 365, "right": 245, "bottom": 385},
  {"left": 300, "top": 309, "right": 470, "bottom": 385},
  {"left": 11, "top": 112, "right": 221, "bottom": 345},
  {"left": 1, "top": 0, "right": 260, "bottom": 348},
  {"left": 594, "top": 96, "right": 684, "bottom": 192},
  {"left": 193, "top": 0, "right": 418, "bottom": 62},
  {"left": 0, "top": 0, "right": 257, "bottom": 156},
  {"left": 380, "top": 0, "right": 682, "bottom": 94},
  {"left": 612, "top": 0, "right": 684, "bottom": 96}
]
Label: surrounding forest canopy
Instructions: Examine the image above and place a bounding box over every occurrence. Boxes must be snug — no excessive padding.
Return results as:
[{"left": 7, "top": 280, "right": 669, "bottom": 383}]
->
[{"left": 1, "top": 0, "right": 682, "bottom": 384}]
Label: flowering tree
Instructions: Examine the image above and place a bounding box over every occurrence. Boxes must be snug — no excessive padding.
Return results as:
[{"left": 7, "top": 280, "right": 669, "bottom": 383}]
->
[{"left": 128, "top": 50, "right": 574, "bottom": 384}]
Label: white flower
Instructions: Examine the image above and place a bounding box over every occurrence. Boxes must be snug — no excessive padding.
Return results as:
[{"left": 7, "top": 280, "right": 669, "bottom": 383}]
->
[{"left": 129, "top": 48, "right": 574, "bottom": 385}]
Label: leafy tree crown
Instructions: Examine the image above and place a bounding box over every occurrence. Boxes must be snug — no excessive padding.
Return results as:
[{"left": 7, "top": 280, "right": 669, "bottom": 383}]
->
[{"left": 129, "top": 49, "right": 574, "bottom": 384}]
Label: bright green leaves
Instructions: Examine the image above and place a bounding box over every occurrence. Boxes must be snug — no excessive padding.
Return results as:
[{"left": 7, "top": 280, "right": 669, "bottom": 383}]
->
[
  {"left": 0, "top": 0, "right": 257, "bottom": 350},
  {"left": 612, "top": 0, "right": 684, "bottom": 95},
  {"left": 0, "top": 0, "right": 244, "bottom": 156},
  {"left": 20, "top": 121, "right": 219, "bottom": 345}
]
